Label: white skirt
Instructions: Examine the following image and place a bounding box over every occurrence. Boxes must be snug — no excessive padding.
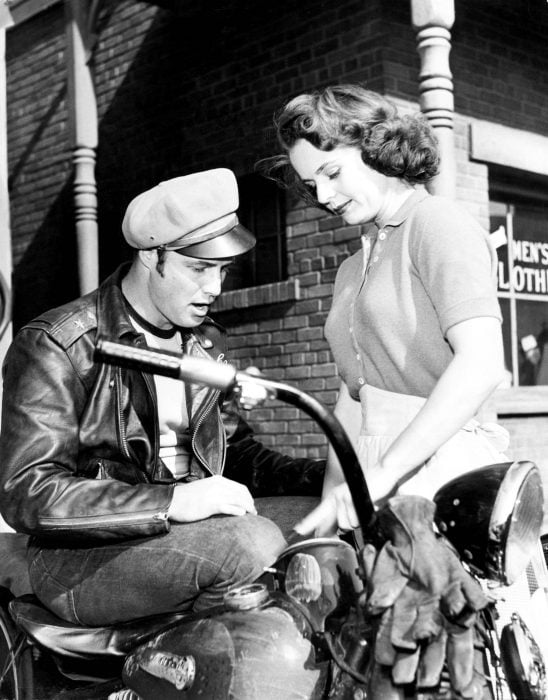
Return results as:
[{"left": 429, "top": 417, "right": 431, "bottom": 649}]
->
[{"left": 356, "top": 384, "right": 510, "bottom": 500}]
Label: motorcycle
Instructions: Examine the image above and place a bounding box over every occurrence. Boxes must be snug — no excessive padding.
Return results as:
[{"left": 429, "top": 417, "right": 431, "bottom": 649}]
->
[{"left": 0, "top": 339, "right": 546, "bottom": 699}]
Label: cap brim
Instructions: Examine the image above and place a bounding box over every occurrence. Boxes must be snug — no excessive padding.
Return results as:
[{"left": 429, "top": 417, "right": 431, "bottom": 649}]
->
[{"left": 173, "top": 224, "right": 256, "bottom": 259}]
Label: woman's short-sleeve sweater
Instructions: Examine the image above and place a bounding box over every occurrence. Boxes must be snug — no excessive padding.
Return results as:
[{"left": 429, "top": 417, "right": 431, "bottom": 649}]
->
[{"left": 325, "top": 189, "right": 502, "bottom": 400}]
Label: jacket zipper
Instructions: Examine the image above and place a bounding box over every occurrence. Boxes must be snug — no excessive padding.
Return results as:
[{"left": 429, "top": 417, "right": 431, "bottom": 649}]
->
[
  {"left": 114, "top": 339, "right": 161, "bottom": 476},
  {"left": 191, "top": 388, "right": 225, "bottom": 475},
  {"left": 142, "top": 369, "right": 162, "bottom": 480},
  {"left": 39, "top": 511, "right": 169, "bottom": 529},
  {"left": 114, "top": 367, "right": 131, "bottom": 461}
]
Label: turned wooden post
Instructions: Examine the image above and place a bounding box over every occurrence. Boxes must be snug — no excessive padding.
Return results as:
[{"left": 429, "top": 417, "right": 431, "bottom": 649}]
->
[
  {"left": 65, "top": 0, "right": 99, "bottom": 294},
  {"left": 0, "top": 6, "right": 14, "bottom": 424},
  {"left": 411, "top": 0, "right": 456, "bottom": 198}
]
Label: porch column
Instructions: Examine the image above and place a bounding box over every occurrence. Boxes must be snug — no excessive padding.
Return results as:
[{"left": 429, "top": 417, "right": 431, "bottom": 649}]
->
[
  {"left": 0, "top": 5, "right": 14, "bottom": 370},
  {"left": 410, "top": 0, "right": 456, "bottom": 198},
  {"left": 0, "top": 6, "right": 13, "bottom": 528},
  {"left": 65, "top": 0, "right": 99, "bottom": 294}
]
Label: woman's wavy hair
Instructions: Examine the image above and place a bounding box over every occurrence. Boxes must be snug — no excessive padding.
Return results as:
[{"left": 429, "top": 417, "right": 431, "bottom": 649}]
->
[{"left": 259, "top": 84, "right": 440, "bottom": 206}]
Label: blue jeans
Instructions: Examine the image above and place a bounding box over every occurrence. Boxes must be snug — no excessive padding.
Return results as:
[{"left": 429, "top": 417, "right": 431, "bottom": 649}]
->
[
  {"left": 28, "top": 513, "right": 286, "bottom": 626},
  {"left": 27, "top": 496, "right": 318, "bottom": 626}
]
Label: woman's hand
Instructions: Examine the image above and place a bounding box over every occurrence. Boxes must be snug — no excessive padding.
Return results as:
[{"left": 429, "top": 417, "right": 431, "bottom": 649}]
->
[
  {"left": 294, "top": 464, "right": 399, "bottom": 537},
  {"left": 168, "top": 475, "right": 257, "bottom": 523},
  {"left": 295, "top": 482, "right": 357, "bottom": 536}
]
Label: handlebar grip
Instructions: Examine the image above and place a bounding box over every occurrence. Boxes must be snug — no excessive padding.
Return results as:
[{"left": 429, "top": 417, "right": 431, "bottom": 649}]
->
[{"left": 95, "top": 339, "right": 237, "bottom": 391}]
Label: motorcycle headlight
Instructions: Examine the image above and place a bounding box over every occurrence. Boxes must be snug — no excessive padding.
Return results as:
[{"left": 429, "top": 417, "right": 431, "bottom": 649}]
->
[{"left": 434, "top": 461, "right": 543, "bottom": 585}]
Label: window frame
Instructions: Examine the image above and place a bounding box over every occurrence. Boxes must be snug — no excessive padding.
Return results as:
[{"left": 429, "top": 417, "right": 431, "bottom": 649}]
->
[
  {"left": 490, "top": 182, "right": 548, "bottom": 387},
  {"left": 223, "top": 172, "right": 287, "bottom": 292}
]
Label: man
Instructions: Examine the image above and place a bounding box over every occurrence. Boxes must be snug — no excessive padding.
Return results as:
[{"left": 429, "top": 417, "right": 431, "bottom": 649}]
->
[{"left": 0, "top": 169, "right": 323, "bottom": 625}]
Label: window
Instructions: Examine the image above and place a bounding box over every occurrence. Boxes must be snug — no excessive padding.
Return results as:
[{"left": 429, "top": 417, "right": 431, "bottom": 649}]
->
[
  {"left": 223, "top": 174, "right": 286, "bottom": 291},
  {"left": 490, "top": 179, "right": 548, "bottom": 386}
]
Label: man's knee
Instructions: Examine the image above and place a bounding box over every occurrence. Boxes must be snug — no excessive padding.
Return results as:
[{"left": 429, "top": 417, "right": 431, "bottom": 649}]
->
[
  {"left": 191, "top": 515, "right": 287, "bottom": 611},
  {"left": 208, "top": 514, "right": 286, "bottom": 589},
  {"left": 229, "top": 514, "right": 287, "bottom": 569}
]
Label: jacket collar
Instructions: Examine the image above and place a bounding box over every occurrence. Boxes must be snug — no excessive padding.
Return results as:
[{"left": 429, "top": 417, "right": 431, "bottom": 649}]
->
[{"left": 96, "top": 264, "right": 137, "bottom": 342}]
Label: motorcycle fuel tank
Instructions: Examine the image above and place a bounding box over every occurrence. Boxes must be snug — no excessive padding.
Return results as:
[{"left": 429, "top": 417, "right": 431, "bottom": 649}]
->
[{"left": 122, "top": 584, "right": 327, "bottom": 700}]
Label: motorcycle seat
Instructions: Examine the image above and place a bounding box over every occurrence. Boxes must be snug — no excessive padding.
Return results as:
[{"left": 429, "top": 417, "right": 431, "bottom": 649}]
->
[{"left": 9, "top": 594, "right": 187, "bottom": 660}]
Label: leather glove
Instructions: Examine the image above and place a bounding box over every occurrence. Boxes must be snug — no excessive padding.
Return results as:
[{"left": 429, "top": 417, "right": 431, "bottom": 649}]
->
[{"left": 361, "top": 495, "right": 488, "bottom": 698}]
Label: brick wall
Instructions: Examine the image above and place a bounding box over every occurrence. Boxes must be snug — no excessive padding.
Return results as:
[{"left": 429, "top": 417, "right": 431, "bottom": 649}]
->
[
  {"left": 5, "top": 0, "right": 548, "bottom": 461},
  {"left": 6, "top": 4, "right": 77, "bottom": 328},
  {"left": 451, "top": 0, "right": 548, "bottom": 136}
]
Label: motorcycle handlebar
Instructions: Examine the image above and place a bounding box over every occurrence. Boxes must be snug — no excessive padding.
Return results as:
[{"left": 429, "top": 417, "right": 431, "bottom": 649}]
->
[
  {"left": 95, "top": 339, "right": 377, "bottom": 534},
  {"left": 95, "top": 339, "right": 238, "bottom": 390}
]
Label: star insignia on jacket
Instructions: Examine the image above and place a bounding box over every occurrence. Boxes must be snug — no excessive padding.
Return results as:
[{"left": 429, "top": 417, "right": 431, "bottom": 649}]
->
[{"left": 73, "top": 319, "right": 85, "bottom": 330}]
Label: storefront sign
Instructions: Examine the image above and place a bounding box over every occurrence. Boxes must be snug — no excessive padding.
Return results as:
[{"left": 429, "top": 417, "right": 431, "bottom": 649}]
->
[{"left": 497, "top": 233, "right": 548, "bottom": 295}]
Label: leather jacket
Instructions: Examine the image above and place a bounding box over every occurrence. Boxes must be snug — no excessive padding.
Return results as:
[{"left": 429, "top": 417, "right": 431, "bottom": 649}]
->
[{"left": 0, "top": 265, "right": 324, "bottom": 544}]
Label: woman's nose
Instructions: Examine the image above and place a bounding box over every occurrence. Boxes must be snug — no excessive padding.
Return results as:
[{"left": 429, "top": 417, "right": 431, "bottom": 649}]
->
[{"left": 315, "top": 179, "right": 334, "bottom": 205}]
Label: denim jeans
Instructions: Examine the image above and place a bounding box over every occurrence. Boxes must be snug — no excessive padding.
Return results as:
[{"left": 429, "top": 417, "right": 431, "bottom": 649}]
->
[
  {"left": 28, "top": 512, "right": 286, "bottom": 626},
  {"left": 27, "top": 496, "right": 318, "bottom": 626}
]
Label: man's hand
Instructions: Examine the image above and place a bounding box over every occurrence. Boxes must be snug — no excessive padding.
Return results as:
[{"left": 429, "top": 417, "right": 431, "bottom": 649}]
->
[{"left": 168, "top": 475, "right": 257, "bottom": 522}]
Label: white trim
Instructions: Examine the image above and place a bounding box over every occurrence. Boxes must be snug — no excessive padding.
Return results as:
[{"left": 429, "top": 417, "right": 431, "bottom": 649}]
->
[
  {"left": 498, "top": 292, "right": 548, "bottom": 303},
  {"left": 492, "top": 386, "right": 548, "bottom": 415},
  {"left": 0, "top": 24, "right": 13, "bottom": 424},
  {"left": 5, "top": 0, "right": 60, "bottom": 27},
  {"left": 470, "top": 120, "right": 548, "bottom": 178}
]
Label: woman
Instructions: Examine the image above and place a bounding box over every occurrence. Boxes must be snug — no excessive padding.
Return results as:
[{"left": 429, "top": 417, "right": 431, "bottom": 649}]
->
[{"left": 264, "top": 85, "right": 508, "bottom": 536}]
